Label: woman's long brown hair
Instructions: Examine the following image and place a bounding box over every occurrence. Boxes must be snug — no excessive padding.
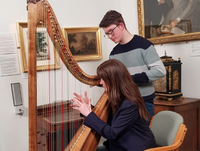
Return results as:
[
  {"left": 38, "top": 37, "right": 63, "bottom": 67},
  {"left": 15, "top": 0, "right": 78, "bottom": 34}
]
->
[{"left": 97, "top": 59, "right": 150, "bottom": 121}]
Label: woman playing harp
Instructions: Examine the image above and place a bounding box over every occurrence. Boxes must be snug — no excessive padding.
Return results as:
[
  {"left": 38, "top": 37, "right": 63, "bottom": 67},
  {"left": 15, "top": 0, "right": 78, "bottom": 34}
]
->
[{"left": 71, "top": 59, "right": 156, "bottom": 151}]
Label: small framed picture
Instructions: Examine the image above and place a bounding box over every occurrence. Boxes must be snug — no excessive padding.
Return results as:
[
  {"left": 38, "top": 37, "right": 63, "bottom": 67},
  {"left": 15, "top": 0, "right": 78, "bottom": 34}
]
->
[
  {"left": 62, "top": 27, "right": 102, "bottom": 62},
  {"left": 16, "top": 22, "right": 60, "bottom": 72}
]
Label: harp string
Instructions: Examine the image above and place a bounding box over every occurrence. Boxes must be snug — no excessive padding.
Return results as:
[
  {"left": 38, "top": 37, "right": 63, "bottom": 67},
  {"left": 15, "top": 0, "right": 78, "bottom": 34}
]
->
[
  {"left": 38, "top": 10, "right": 47, "bottom": 151},
  {"left": 47, "top": 11, "right": 51, "bottom": 151},
  {"left": 40, "top": 32, "right": 87, "bottom": 151}
]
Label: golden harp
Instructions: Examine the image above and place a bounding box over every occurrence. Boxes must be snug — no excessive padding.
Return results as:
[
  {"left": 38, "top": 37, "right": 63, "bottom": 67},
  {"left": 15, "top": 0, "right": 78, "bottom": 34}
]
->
[{"left": 27, "top": 0, "right": 110, "bottom": 151}]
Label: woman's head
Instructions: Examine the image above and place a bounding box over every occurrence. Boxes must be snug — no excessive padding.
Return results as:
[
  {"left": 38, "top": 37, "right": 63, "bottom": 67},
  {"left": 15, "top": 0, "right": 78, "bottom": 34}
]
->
[
  {"left": 97, "top": 59, "right": 132, "bottom": 93},
  {"left": 97, "top": 59, "right": 150, "bottom": 121}
]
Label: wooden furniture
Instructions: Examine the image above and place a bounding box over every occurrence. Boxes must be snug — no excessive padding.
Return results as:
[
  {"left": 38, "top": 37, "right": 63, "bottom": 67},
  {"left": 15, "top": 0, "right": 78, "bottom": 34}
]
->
[
  {"left": 154, "top": 97, "right": 200, "bottom": 151},
  {"left": 37, "top": 101, "right": 84, "bottom": 151}
]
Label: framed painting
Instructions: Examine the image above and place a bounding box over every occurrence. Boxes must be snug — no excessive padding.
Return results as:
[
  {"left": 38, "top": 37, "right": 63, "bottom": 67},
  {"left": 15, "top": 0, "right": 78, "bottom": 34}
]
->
[
  {"left": 137, "top": 0, "right": 200, "bottom": 44},
  {"left": 16, "top": 22, "right": 60, "bottom": 72},
  {"left": 62, "top": 27, "right": 102, "bottom": 62}
]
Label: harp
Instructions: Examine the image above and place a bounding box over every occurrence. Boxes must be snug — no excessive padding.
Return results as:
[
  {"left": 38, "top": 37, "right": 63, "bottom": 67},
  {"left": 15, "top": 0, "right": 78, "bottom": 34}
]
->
[{"left": 27, "top": 0, "right": 110, "bottom": 151}]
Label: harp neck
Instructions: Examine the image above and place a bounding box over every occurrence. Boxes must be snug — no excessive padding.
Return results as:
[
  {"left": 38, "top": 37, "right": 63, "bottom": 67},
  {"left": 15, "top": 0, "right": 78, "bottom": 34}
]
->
[{"left": 27, "top": 0, "right": 100, "bottom": 85}]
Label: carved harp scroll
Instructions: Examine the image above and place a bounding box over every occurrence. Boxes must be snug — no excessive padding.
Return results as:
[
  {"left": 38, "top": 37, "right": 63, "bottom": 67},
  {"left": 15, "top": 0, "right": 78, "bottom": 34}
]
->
[{"left": 27, "top": 0, "right": 110, "bottom": 151}]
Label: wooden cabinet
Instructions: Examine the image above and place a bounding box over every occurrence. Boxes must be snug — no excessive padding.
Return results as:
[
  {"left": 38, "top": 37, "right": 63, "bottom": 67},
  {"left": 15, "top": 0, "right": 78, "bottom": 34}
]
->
[
  {"left": 154, "top": 97, "right": 200, "bottom": 151},
  {"left": 37, "top": 101, "right": 84, "bottom": 151}
]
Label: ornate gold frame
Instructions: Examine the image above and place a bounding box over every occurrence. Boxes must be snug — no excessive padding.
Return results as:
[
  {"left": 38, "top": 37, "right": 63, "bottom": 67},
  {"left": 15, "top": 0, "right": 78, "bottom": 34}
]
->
[
  {"left": 62, "top": 27, "right": 102, "bottom": 62},
  {"left": 137, "top": 0, "right": 200, "bottom": 45},
  {"left": 16, "top": 22, "right": 60, "bottom": 72}
]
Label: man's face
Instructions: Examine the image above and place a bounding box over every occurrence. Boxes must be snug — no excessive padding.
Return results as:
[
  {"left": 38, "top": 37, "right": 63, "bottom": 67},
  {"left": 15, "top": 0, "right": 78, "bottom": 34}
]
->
[{"left": 103, "top": 24, "right": 122, "bottom": 43}]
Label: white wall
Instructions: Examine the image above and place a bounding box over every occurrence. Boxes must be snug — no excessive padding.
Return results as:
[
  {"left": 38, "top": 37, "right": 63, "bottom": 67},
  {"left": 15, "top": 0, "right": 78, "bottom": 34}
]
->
[
  {"left": 0, "top": 0, "right": 121, "bottom": 151},
  {"left": 0, "top": 0, "right": 199, "bottom": 151}
]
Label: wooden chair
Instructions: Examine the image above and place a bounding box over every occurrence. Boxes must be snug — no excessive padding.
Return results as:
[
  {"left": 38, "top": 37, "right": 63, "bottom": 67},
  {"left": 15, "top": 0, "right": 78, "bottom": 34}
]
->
[{"left": 145, "top": 111, "right": 187, "bottom": 151}]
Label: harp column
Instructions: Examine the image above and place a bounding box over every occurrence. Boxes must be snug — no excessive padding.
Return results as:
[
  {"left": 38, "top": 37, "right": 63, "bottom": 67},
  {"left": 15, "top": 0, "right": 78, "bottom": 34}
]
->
[{"left": 28, "top": 2, "right": 38, "bottom": 151}]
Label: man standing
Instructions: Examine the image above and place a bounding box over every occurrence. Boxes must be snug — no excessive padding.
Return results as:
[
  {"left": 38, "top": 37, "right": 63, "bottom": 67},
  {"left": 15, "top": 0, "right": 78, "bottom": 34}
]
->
[{"left": 99, "top": 10, "right": 166, "bottom": 118}]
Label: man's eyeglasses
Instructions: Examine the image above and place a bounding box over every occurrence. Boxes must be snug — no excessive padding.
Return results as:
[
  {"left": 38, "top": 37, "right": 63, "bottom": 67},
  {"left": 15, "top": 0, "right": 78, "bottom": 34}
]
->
[{"left": 104, "top": 24, "right": 119, "bottom": 39}]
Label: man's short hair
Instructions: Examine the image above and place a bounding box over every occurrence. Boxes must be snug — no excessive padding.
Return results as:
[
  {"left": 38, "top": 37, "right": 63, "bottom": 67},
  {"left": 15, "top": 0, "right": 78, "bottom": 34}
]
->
[{"left": 99, "top": 10, "right": 126, "bottom": 29}]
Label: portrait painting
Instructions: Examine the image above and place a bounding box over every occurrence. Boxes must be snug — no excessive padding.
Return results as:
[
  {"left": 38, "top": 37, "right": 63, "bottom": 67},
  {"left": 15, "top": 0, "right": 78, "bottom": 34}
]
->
[{"left": 137, "top": 0, "right": 200, "bottom": 44}]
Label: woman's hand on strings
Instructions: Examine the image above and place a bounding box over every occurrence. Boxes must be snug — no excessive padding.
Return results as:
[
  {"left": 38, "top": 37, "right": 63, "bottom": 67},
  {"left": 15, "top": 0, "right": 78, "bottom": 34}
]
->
[
  {"left": 71, "top": 91, "right": 92, "bottom": 117},
  {"left": 73, "top": 91, "right": 90, "bottom": 105}
]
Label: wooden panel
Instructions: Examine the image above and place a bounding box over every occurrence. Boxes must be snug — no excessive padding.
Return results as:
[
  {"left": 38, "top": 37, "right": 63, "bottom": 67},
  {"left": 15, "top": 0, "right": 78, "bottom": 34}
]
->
[
  {"left": 37, "top": 128, "right": 47, "bottom": 151},
  {"left": 178, "top": 108, "right": 197, "bottom": 151},
  {"left": 154, "top": 97, "right": 200, "bottom": 151},
  {"left": 154, "top": 105, "right": 171, "bottom": 113}
]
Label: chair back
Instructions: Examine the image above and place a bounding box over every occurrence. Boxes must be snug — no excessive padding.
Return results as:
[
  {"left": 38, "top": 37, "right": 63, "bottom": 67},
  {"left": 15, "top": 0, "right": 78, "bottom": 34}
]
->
[{"left": 150, "top": 111, "right": 183, "bottom": 147}]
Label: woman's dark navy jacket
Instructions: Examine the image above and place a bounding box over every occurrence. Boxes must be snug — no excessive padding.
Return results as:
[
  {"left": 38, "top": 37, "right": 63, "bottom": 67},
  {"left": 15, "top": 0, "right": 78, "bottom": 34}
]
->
[{"left": 84, "top": 100, "right": 156, "bottom": 151}]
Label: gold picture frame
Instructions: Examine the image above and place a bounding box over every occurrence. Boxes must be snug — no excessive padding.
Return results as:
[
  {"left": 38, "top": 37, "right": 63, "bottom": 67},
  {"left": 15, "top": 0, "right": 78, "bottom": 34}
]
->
[
  {"left": 137, "top": 0, "right": 200, "bottom": 45},
  {"left": 16, "top": 22, "right": 60, "bottom": 72},
  {"left": 62, "top": 27, "right": 102, "bottom": 62}
]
